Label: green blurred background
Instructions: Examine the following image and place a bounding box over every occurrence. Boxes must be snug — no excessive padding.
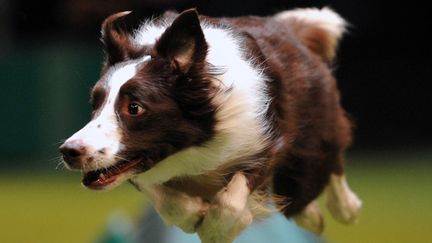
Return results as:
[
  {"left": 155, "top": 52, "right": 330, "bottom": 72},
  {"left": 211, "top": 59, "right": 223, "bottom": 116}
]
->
[{"left": 1, "top": 0, "right": 431, "bottom": 242}]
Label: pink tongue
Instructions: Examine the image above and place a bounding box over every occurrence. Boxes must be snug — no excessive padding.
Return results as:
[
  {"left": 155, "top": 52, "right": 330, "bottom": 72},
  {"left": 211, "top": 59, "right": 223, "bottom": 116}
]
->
[{"left": 82, "top": 159, "right": 142, "bottom": 188}]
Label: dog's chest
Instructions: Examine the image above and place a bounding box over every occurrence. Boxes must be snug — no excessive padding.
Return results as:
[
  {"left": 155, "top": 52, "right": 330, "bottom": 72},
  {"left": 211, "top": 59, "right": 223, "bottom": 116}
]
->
[{"left": 164, "top": 171, "right": 228, "bottom": 201}]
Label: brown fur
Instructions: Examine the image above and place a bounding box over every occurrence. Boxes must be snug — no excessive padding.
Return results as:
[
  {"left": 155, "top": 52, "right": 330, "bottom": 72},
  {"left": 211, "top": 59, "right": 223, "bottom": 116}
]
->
[
  {"left": 63, "top": 8, "right": 353, "bottom": 228},
  {"left": 99, "top": 8, "right": 351, "bottom": 216},
  {"left": 152, "top": 12, "right": 352, "bottom": 217}
]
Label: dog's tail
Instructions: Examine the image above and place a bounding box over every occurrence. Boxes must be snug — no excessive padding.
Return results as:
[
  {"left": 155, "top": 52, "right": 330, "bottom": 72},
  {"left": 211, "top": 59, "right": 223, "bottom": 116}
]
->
[{"left": 274, "top": 7, "right": 347, "bottom": 62}]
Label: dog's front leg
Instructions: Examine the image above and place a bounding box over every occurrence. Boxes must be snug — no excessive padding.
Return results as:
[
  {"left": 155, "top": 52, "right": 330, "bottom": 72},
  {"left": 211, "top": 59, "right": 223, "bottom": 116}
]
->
[
  {"left": 197, "top": 173, "right": 253, "bottom": 243},
  {"left": 138, "top": 183, "right": 209, "bottom": 233}
]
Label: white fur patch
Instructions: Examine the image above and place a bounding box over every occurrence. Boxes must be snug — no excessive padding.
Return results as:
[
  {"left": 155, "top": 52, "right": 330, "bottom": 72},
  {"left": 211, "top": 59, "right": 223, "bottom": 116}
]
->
[
  {"left": 274, "top": 7, "right": 346, "bottom": 41},
  {"left": 130, "top": 21, "right": 271, "bottom": 185},
  {"left": 140, "top": 184, "right": 209, "bottom": 233},
  {"left": 326, "top": 174, "right": 362, "bottom": 224},
  {"left": 197, "top": 173, "right": 253, "bottom": 242},
  {"left": 294, "top": 200, "right": 323, "bottom": 234},
  {"left": 65, "top": 56, "right": 150, "bottom": 171},
  {"left": 133, "top": 21, "right": 167, "bottom": 46}
]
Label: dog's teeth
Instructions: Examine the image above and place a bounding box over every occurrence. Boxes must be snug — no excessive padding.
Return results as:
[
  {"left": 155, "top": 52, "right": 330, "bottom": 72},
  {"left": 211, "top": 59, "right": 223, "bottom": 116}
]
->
[{"left": 100, "top": 173, "right": 105, "bottom": 180}]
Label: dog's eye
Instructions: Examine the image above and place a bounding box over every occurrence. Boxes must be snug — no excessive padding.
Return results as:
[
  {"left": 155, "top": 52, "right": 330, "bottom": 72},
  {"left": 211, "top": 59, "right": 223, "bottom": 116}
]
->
[{"left": 127, "top": 102, "right": 145, "bottom": 116}]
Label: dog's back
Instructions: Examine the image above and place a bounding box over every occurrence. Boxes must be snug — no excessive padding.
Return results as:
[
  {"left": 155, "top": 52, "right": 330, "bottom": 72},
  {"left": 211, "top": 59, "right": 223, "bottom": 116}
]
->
[
  {"left": 201, "top": 8, "right": 359, "bottom": 232},
  {"left": 160, "top": 9, "right": 360, "bottom": 234}
]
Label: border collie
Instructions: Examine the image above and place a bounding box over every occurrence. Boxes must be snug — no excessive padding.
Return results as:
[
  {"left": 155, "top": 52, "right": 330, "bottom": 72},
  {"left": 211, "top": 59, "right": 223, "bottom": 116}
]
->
[{"left": 60, "top": 8, "right": 362, "bottom": 242}]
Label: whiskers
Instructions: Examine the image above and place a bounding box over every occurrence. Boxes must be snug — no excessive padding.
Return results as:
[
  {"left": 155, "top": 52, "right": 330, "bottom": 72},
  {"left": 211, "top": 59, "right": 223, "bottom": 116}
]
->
[
  {"left": 51, "top": 149, "right": 130, "bottom": 175},
  {"left": 83, "top": 154, "right": 128, "bottom": 174},
  {"left": 50, "top": 155, "right": 67, "bottom": 170},
  {"left": 56, "top": 161, "right": 66, "bottom": 170},
  {"left": 52, "top": 139, "right": 68, "bottom": 170},
  {"left": 113, "top": 154, "right": 129, "bottom": 162},
  {"left": 54, "top": 139, "right": 67, "bottom": 146},
  {"left": 109, "top": 154, "right": 130, "bottom": 173}
]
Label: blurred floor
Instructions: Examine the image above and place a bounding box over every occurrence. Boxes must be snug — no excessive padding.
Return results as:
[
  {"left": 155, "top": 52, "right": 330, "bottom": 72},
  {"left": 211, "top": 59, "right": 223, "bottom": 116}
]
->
[{"left": 0, "top": 152, "right": 431, "bottom": 243}]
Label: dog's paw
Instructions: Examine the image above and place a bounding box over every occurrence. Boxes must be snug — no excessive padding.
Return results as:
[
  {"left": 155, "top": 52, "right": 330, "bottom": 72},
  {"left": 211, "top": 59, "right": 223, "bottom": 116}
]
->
[
  {"left": 158, "top": 193, "right": 209, "bottom": 233},
  {"left": 174, "top": 205, "right": 209, "bottom": 233},
  {"left": 197, "top": 173, "right": 253, "bottom": 243},
  {"left": 326, "top": 174, "right": 362, "bottom": 224},
  {"left": 294, "top": 201, "right": 324, "bottom": 235},
  {"left": 327, "top": 187, "right": 362, "bottom": 224}
]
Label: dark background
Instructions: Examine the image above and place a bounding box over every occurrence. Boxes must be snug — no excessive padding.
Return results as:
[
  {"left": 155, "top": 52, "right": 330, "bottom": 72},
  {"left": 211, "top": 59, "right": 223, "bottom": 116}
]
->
[{"left": 1, "top": 0, "right": 431, "bottom": 162}]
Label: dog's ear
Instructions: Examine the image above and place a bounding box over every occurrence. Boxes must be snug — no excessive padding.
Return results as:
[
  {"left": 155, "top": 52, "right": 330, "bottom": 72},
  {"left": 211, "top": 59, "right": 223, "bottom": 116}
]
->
[
  {"left": 154, "top": 9, "right": 207, "bottom": 73},
  {"left": 101, "top": 11, "right": 144, "bottom": 65}
]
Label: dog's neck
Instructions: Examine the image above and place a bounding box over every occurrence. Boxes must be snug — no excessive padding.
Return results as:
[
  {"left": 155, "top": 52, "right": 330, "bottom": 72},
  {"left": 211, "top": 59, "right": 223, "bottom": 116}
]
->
[{"left": 129, "top": 22, "right": 273, "bottom": 186}]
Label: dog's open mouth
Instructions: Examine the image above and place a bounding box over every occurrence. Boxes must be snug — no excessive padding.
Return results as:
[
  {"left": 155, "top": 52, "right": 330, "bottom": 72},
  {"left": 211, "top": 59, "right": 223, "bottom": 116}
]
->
[{"left": 82, "top": 158, "right": 142, "bottom": 190}]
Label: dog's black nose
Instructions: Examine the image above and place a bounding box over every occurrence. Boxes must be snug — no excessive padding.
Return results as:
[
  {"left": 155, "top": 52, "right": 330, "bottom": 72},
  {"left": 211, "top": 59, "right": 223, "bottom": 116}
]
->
[{"left": 59, "top": 140, "right": 87, "bottom": 169}]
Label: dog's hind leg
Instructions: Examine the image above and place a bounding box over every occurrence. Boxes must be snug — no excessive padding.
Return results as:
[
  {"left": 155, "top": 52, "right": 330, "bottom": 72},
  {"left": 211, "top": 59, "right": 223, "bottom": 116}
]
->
[
  {"left": 293, "top": 200, "right": 324, "bottom": 234},
  {"left": 325, "top": 174, "right": 362, "bottom": 224}
]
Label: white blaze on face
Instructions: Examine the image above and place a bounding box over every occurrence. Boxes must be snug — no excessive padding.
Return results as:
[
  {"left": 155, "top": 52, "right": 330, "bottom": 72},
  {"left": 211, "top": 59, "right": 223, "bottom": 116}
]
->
[{"left": 65, "top": 57, "right": 150, "bottom": 170}]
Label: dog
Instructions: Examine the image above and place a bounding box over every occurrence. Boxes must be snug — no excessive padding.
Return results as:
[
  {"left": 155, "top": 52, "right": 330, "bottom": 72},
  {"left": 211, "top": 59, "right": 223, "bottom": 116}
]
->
[{"left": 60, "top": 8, "right": 362, "bottom": 242}]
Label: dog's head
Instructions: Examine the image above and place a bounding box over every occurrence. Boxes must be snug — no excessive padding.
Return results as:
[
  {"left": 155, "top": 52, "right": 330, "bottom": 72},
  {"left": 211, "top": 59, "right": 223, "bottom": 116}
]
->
[{"left": 59, "top": 9, "right": 218, "bottom": 190}]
